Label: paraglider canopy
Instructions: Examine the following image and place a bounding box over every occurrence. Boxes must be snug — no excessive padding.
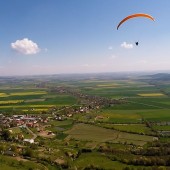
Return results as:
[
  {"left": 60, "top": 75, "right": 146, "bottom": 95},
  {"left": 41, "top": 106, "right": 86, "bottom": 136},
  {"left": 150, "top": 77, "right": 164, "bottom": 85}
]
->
[{"left": 117, "top": 13, "right": 155, "bottom": 30}]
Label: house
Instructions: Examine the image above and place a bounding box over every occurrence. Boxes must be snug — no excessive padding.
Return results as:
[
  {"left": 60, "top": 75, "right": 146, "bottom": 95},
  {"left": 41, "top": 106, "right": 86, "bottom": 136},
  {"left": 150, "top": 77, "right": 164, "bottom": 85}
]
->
[
  {"left": 47, "top": 131, "right": 55, "bottom": 136},
  {"left": 4, "top": 151, "right": 16, "bottom": 157},
  {"left": 54, "top": 158, "right": 66, "bottom": 166},
  {"left": 67, "top": 114, "right": 72, "bottom": 117},
  {"left": 23, "top": 138, "right": 34, "bottom": 144},
  {"left": 95, "top": 116, "right": 104, "bottom": 120}
]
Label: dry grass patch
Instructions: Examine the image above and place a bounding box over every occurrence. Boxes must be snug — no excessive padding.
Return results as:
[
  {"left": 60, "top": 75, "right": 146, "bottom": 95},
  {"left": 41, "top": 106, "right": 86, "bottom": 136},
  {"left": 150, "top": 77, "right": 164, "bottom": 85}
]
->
[{"left": 38, "top": 130, "right": 55, "bottom": 138}]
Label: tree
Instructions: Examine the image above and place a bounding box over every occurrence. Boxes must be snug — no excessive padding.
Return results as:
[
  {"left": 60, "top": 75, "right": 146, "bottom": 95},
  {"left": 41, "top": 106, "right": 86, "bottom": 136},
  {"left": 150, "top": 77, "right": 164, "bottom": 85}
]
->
[
  {"left": 0, "top": 144, "right": 6, "bottom": 153},
  {"left": 23, "top": 147, "right": 34, "bottom": 157},
  {"left": 11, "top": 144, "right": 17, "bottom": 153},
  {"left": 1, "top": 129, "right": 12, "bottom": 141}
]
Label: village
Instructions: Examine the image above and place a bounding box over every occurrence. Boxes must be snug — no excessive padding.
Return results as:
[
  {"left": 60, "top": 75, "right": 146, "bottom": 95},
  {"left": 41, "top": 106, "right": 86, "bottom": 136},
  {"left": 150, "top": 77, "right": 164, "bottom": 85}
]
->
[
  {"left": 0, "top": 94, "right": 118, "bottom": 145},
  {"left": 0, "top": 94, "right": 118, "bottom": 165},
  {"left": 0, "top": 87, "right": 127, "bottom": 158}
]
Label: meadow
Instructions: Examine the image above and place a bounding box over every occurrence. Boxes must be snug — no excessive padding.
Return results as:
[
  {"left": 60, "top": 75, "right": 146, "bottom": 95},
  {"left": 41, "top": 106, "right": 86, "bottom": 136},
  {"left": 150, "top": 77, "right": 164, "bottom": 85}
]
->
[
  {"left": 0, "top": 155, "right": 47, "bottom": 170},
  {"left": 73, "top": 152, "right": 128, "bottom": 170},
  {"left": 100, "top": 123, "right": 152, "bottom": 134},
  {"left": 65, "top": 123, "right": 154, "bottom": 146}
]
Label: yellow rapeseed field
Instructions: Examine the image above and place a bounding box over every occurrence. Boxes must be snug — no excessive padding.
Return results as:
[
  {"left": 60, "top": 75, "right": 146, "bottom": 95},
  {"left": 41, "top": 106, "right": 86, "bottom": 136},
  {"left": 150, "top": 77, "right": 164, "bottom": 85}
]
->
[
  {"left": 0, "top": 93, "right": 8, "bottom": 97},
  {"left": 0, "top": 100, "right": 24, "bottom": 104},
  {"left": 138, "top": 93, "right": 165, "bottom": 97},
  {"left": 10, "top": 91, "right": 47, "bottom": 96}
]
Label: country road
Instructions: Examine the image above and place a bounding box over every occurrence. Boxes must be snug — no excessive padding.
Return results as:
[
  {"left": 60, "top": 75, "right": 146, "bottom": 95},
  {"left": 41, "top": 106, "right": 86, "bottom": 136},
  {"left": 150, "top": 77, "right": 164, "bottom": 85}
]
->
[
  {"left": 24, "top": 124, "right": 37, "bottom": 140},
  {"left": 128, "top": 100, "right": 167, "bottom": 109}
]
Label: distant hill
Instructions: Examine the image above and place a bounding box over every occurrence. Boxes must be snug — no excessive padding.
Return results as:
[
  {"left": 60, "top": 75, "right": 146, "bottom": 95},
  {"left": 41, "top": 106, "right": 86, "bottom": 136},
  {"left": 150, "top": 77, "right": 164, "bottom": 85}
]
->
[
  {"left": 145, "top": 73, "right": 170, "bottom": 81},
  {"left": 137, "top": 73, "right": 170, "bottom": 81}
]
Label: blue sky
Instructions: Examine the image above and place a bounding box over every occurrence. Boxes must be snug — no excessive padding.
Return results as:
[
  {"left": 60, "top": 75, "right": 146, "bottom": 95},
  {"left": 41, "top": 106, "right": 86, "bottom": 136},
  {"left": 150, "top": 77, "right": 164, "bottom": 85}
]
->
[{"left": 0, "top": 0, "right": 170, "bottom": 76}]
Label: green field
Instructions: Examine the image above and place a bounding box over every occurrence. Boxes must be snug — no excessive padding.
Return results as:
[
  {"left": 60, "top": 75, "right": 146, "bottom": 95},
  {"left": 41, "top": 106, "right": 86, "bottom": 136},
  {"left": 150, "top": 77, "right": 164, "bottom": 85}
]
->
[
  {"left": 100, "top": 123, "right": 152, "bottom": 134},
  {"left": 0, "top": 155, "right": 46, "bottom": 170},
  {"left": 65, "top": 123, "right": 154, "bottom": 145},
  {"left": 99, "top": 109, "right": 142, "bottom": 123},
  {"left": 73, "top": 152, "right": 128, "bottom": 170},
  {"left": 0, "top": 88, "right": 78, "bottom": 112},
  {"left": 152, "top": 125, "right": 170, "bottom": 131}
]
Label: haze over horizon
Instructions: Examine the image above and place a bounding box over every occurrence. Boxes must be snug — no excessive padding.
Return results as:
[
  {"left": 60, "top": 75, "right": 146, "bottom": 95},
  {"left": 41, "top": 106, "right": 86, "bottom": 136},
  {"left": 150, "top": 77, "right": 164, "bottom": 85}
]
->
[{"left": 0, "top": 0, "right": 170, "bottom": 76}]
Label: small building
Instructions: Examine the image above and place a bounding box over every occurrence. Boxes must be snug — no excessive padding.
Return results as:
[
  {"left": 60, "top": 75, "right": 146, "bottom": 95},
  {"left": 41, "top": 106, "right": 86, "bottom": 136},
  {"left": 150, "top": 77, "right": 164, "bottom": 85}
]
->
[
  {"left": 4, "top": 151, "right": 16, "bottom": 157},
  {"left": 23, "top": 138, "right": 34, "bottom": 144}
]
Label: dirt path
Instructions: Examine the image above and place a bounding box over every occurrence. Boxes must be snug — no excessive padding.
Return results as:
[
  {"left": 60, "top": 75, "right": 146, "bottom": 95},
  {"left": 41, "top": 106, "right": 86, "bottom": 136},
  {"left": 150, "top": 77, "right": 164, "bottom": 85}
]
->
[{"left": 128, "top": 100, "right": 167, "bottom": 109}]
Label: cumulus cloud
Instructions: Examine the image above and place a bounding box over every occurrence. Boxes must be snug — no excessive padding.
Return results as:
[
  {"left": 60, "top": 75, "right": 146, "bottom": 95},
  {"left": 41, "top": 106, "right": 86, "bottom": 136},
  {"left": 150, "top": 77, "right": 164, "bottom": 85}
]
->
[
  {"left": 11, "top": 38, "right": 40, "bottom": 55},
  {"left": 121, "top": 42, "right": 133, "bottom": 49}
]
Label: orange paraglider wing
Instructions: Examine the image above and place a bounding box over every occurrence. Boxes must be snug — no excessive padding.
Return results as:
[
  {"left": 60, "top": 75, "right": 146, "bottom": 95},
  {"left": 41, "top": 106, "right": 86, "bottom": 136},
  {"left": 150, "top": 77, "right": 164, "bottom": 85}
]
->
[{"left": 117, "top": 13, "right": 155, "bottom": 30}]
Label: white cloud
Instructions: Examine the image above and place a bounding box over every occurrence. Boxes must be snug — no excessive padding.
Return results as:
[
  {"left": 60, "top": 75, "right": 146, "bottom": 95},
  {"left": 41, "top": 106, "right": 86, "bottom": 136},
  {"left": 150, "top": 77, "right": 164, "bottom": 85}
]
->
[
  {"left": 121, "top": 42, "right": 133, "bottom": 49},
  {"left": 11, "top": 38, "right": 40, "bottom": 55}
]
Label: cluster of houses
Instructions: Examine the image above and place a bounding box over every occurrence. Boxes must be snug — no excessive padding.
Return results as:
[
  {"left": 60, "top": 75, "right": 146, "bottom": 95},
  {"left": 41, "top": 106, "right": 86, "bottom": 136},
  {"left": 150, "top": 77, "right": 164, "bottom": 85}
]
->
[
  {"left": 0, "top": 113, "right": 52, "bottom": 145},
  {"left": 52, "top": 105, "right": 99, "bottom": 121},
  {"left": 51, "top": 86, "right": 126, "bottom": 109},
  {"left": 0, "top": 104, "right": 93, "bottom": 136},
  {"left": 0, "top": 113, "right": 48, "bottom": 129},
  {"left": 0, "top": 103, "right": 94, "bottom": 131}
]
